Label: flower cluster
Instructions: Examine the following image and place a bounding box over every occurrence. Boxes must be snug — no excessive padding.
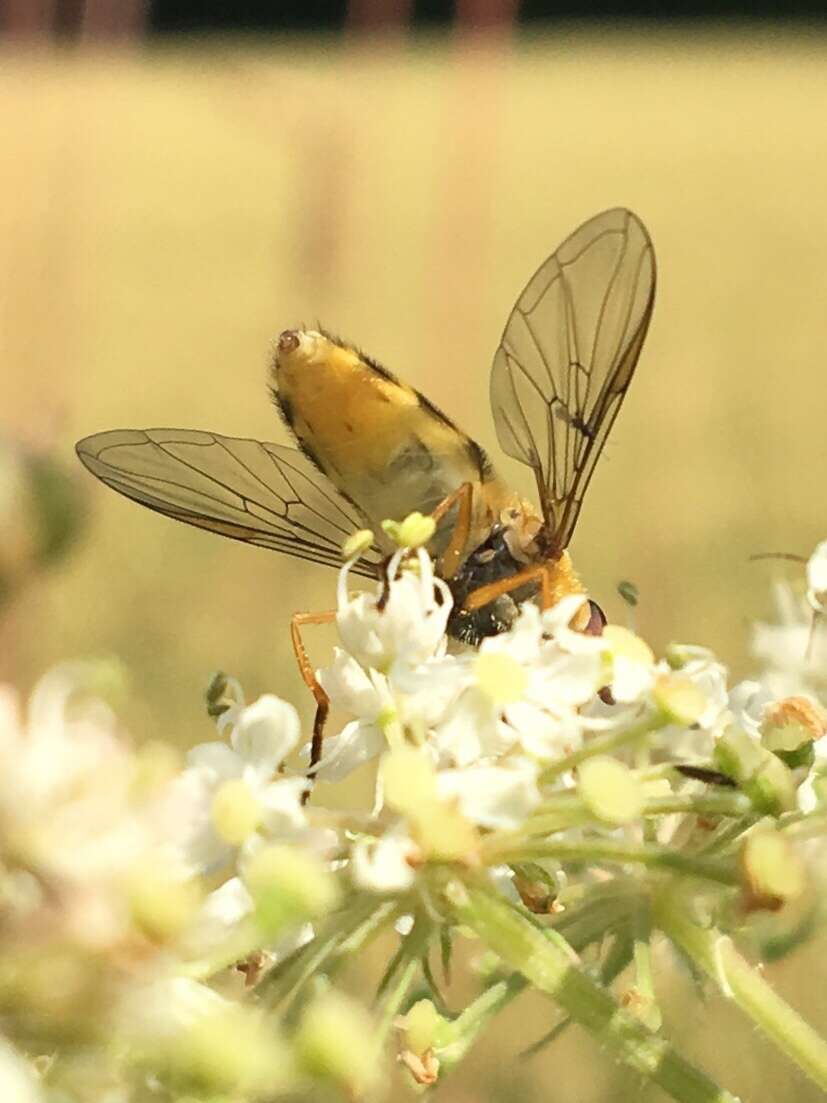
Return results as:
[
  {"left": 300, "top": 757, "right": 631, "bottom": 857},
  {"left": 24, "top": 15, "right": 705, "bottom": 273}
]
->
[{"left": 1, "top": 529, "right": 827, "bottom": 1102}]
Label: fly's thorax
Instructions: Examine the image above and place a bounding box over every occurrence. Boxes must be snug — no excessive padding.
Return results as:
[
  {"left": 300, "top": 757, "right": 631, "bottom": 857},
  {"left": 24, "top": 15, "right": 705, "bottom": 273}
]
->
[{"left": 272, "top": 328, "right": 503, "bottom": 546}]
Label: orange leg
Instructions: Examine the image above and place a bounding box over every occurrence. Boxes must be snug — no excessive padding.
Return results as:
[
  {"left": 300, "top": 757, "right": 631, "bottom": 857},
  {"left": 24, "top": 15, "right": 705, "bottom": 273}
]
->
[
  {"left": 290, "top": 610, "right": 336, "bottom": 801},
  {"left": 463, "top": 561, "right": 555, "bottom": 612},
  {"left": 431, "top": 481, "right": 475, "bottom": 581}
]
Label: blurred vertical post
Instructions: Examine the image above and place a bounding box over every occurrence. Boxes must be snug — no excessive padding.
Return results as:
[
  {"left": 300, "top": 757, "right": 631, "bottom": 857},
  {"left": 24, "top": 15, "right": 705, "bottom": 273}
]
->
[{"left": 1, "top": 0, "right": 146, "bottom": 36}]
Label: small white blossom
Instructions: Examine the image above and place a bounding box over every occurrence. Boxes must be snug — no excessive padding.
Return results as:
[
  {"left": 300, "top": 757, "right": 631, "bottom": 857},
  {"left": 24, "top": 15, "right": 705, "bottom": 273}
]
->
[
  {"left": 177, "top": 695, "right": 307, "bottom": 873},
  {"left": 335, "top": 548, "right": 451, "bottom": 671}
]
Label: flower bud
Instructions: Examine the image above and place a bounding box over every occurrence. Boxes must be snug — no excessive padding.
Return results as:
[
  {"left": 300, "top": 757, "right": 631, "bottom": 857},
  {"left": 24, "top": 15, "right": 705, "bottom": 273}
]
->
[
  {"left": 154, "top": 1000, "right": 292, "bottom": 1096},
  {"left": 578, "top": 756, "right": 644, "bottom": 825},
  {"left": 128, "top": 858, "right": 203, "bottom": 943},
  {"left": 652, "top": 674, "right": 708, "bottom": 726},
  {"left": 715, "top": 726, "right": 797, "bottom": 815},
  {"left": 244, "top": 844, "right": 340, "bottom": 936},
  {"left": 397, "top": 999, "right": 445, "bottom": 1086},
  {"left": 294, "top": 990, "right": 377, "bottom": 1095},
  {"left": 740, "top": 830, "right": 806, "bottom": 912}
]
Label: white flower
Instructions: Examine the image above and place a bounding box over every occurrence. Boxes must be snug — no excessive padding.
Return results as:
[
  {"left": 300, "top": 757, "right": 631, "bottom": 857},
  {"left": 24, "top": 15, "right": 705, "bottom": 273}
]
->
[
  {"left": 433, "top": 601, "right": 602, "bottom": 766},
  {"left": 335, "top": 548, "right": 451, "bottom": 672},
  {"left": 436, "top": 759, "right": 541, "bottom": 829},
  {"left": 351, "top": 830, "right": 418, "bottom": 893},
  {"left": 673, "top": 649, "right": 729, "bottom": 730},
  {"left": 751, "top": 581, "right": 827, "bottom": 696},
  {"left": 728, "top": 679, "right": 776, "bottom": 741},
  {"left": 177, "top": 695, "right": 307, "bottom": 873}
]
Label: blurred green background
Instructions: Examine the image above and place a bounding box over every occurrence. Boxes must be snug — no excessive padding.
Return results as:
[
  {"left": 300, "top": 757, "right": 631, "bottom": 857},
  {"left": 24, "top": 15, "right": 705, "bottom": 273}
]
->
[{"left": 1, "top": 28, "right": 826, "bottom": 1100}]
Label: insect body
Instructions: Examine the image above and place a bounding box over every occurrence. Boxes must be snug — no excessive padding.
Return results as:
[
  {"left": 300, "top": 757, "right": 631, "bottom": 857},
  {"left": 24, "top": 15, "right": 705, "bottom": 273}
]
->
[{"left": 76, "top": 208, "right": 655, "bottom": 646}]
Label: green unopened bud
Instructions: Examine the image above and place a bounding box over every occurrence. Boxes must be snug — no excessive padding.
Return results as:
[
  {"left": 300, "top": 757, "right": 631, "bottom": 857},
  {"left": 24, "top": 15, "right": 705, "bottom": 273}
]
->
[
  {"left": 715, "top": 727, "right": 797, "bottom": 815},
  {"left": 244, "top": 844, "right": 340, "bottom": 935},
  {"left": 342, "top": 528, "right": 375, "bottom": 560},
  {"left": 381, "top": 511, "right": 436, "bottom": 549},
  {"left": 578, "top": 756, "right": 644, "bottom": 825},
  {"left": 128, "top": 859, "right": 203, "bottom": 943},
  {"left": 652, "top": 674, "right": 708, "bottom": 726},
  {"left": 157, "top": 1002, "right": 292, "bottom": 1096},
  {"left": 741, "top": 830, "right": 806, "bottom": 911},
  {"left": 401, "top": 999, "right": 444, "bottom": 1055},
  {"left": 295, "top": 991, "right": 377, "bottom": 1095},
  {"left": 211, "top": 779, "right": 263, "bottom": 845}
]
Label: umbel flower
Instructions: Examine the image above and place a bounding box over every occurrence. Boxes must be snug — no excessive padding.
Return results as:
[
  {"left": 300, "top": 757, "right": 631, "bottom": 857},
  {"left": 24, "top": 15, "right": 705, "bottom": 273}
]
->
[{"left": 1, "top": 528, "right": 827, "bottom": 1103}]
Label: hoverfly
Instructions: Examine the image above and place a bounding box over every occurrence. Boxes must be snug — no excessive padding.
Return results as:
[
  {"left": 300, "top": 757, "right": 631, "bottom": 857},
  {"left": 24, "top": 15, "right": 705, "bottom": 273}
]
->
[{"left": 76, "top": 208, "right": 655, "bottom": 771}]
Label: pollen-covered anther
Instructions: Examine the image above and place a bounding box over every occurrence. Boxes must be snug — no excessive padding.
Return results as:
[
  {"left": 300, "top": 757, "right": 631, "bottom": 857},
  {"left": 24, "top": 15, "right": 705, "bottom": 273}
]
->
[
  {"left": 381, "top": 512, "right": 436, "bottom": 550},
  {"left": 761, "top": 695, "right": 827, "bottom": 750},
  {"left": 341, "top": 528, "right": 374, "bottom": 560}
]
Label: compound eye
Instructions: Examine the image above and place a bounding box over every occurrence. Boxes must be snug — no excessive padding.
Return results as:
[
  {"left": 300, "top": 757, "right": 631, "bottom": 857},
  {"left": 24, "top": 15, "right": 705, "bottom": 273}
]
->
[
  {"left": 583, "top": 599, "right": 607, "bottom": 637},
  {"left": 278, "top": 329, "right": 300, "bottom": 353}
]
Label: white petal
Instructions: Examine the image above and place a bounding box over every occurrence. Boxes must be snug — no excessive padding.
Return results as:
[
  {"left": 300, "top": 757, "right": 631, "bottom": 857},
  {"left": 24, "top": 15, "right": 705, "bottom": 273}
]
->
[
  {"left": 807, "top": 540, "right": 827, "bottom": 604},
  {"left": 259, "top": 777, "right": 308, "bottom": 834},
  {"left": 313, "top": 720, "right": 386, "bottom": 782},
  {"left": 433, "top": 690, "right": 516, "bottom": 767},
  {"left": 230, "top": 695, "right": 300, "bottom": 774},
  {"left": 351, "top": 832, "right": 417, "bottom": 893},
  {"left": 507, "top": 700, "right": 581, "bottom": 760},
  {"left": 185, "top": 741, "right": 243, "bottom": 782},
  {"left": 611, "top": 657, "right": 655, "bottom": 704},
  {"left": 318, "top": 649, "right": 385, "bottom": 718},
  {"left": 539, "top": 651, "right": 603, "bottom": 707},
  {"left": 200, "top": 876, "right": 254, "bottom": 925},
  {"left": 437, "top": 762, "right": 540, "bottom": 829}
]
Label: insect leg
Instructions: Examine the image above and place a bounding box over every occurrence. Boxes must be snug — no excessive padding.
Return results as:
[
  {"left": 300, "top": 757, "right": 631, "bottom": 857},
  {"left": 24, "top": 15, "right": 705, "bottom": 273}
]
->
[
  {"left": 290, "top": 610, "right": 336, "bottom": 801},
  {"left": 430, "top": 481, "right": 474, "bottom": 580},
  {"left": 463, "top": 561, "right": 555, "bottom": 613}
]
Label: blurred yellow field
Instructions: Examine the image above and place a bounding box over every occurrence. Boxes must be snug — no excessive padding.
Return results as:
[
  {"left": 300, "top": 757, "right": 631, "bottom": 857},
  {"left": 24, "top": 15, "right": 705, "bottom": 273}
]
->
[{"left": 1, "top": 33, "right": 826, "bottom": 1100}]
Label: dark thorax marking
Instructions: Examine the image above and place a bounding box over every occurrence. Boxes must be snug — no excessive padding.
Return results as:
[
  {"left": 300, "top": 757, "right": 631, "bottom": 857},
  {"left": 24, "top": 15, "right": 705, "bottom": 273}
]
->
[{"left": 446, "top": 527, "right": 539, "bottom": 644}]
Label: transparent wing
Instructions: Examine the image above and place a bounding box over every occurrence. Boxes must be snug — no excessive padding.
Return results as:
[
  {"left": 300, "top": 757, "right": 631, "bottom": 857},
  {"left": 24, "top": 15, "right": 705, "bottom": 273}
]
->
[
  {"left": 75, "top": 428, "right": 386, "bottom": 579},
  {"left": 490, "top": 208, "right": 656, "bottom": 554}
]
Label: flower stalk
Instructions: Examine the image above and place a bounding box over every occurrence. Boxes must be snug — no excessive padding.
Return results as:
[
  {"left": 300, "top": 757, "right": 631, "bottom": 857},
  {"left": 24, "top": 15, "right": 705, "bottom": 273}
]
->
[
  {"left": 447, "top": 880, "right": 741, "bottom": 1103},
  {"left": 654, "top": 891, "right": 827, "bottom": 1092}
]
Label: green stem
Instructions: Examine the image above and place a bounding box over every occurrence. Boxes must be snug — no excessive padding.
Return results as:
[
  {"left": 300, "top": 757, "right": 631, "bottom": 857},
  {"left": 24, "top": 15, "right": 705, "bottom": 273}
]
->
[
  {"left": 437, "top": 972, "right": 528, "bottom": 1069},
  {"left": 448, "top": 881, "right": 740, "bottom": 1103},
  {"left": 519, "top": 790, "right": 753, "bottom": 837},
  {"left": 540, "top": 711, "right": 665, "bottom": 785},
  {"left": 655, "top": 891, "right": 827, "bottom": 1092},
  {"left": 484, "top": 837, "right": 738, "bottom": 886}
]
